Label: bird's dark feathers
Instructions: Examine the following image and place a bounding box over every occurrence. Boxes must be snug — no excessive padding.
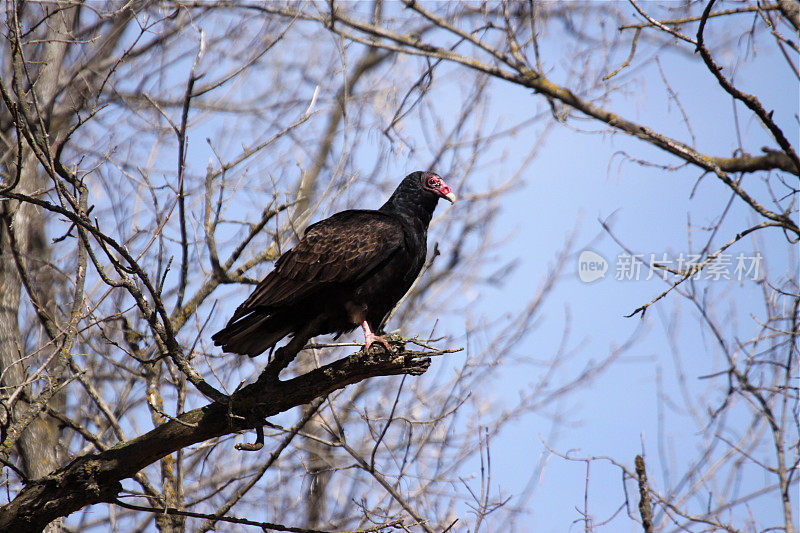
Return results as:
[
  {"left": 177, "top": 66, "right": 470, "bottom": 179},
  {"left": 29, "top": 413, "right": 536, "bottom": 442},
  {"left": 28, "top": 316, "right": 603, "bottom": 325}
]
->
[
  {"left": 212, "top": 171, "right": 452, "bottom": 358},
  {"left": 231, "top": 211, "right": 404, "bottom": 318}
]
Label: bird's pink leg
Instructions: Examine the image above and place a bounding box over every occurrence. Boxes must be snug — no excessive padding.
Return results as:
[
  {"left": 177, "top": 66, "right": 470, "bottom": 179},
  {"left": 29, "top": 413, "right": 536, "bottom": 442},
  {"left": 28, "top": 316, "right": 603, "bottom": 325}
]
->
[{"left": 361, "top": 320, "right": 392, "bottom": 352}]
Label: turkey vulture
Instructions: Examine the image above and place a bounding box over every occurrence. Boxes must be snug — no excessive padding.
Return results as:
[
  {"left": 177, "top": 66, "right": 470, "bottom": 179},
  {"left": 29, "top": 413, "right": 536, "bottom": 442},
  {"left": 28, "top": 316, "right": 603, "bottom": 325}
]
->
[{"left": 212, "top": 171, "right": 455, "bottom": 358}]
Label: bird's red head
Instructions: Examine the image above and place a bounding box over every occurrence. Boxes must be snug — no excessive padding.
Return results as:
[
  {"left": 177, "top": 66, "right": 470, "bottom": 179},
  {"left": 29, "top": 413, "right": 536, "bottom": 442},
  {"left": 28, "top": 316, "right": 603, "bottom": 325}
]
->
[{"left": 420, "top": 172, "right": 456, "bottom": 203}]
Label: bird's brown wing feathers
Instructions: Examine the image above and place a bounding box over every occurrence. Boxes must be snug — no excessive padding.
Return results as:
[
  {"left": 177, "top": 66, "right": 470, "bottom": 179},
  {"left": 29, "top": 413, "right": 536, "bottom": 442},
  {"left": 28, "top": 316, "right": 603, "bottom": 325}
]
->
[{"left": 229, "top": 211, "right": 404, "bottom": 321}]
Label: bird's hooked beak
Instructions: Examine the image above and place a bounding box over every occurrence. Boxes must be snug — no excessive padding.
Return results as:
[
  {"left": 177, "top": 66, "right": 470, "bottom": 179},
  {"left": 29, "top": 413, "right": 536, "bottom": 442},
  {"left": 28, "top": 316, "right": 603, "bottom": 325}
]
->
[{"left": 436, "top": 179, "right": 456, "bottom": 204}]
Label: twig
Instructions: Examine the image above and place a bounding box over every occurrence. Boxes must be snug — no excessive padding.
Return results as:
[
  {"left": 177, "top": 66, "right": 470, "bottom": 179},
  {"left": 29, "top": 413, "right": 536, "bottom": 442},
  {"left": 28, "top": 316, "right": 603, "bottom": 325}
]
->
[
  {"left": 114, "top": 498, "right": 360, "bottom": 533},
  {"left": 603, "top": 28, "right": 641, "bottom": 81},
  {"left": 696, "top": 0, "right": 800, "bottom": 176},
  {"left": 198, "top": 398, "right": 324, "bottom": 532},
  {"left": 628, "top": 0, "right": 696, "bottom": 44},
  {"left": 614, "top": 221, "right": 782, "bottom": 318},
  {"left": 174, "top": 32, "right": 204, "bottom": 313},
  {"left": 620, "top": 3, "right": 779, "bottom": 30}
]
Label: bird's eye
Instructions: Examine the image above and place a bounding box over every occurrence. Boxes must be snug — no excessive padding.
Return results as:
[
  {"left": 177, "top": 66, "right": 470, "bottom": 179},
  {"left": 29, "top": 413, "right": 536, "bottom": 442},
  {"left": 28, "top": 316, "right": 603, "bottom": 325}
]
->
[{"left": 427, "top": 177, "right": 439, "bottom": 187}]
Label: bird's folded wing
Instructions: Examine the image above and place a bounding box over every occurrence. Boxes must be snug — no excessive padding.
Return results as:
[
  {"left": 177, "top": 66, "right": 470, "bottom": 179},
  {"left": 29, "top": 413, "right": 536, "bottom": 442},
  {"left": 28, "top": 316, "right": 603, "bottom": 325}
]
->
[{"left": 231, "top": 211, "right": 404, "bottom": 319}]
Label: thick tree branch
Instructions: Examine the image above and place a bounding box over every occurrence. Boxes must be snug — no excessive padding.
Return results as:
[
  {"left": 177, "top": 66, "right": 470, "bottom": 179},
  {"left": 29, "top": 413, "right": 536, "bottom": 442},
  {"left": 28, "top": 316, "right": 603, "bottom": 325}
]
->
[
  {"left": 708, "top": 148, "right": 798, "bottom": 175},
  {"left": 0, "top": 342, "right": 445, "bottom": 531}
]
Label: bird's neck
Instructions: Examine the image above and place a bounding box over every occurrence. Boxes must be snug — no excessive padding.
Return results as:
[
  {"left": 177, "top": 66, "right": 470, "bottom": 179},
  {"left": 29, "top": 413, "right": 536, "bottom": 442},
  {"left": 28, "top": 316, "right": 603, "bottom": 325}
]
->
[{"left": 379, "top": 193, "right": 437, "bottom": 230}]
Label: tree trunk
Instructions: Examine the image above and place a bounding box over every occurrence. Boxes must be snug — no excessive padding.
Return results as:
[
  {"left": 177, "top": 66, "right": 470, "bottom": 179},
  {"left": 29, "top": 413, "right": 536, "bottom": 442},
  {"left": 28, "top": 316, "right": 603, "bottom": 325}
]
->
[{"left": 0, "top": 4, "right": 79, "bottom": 531}]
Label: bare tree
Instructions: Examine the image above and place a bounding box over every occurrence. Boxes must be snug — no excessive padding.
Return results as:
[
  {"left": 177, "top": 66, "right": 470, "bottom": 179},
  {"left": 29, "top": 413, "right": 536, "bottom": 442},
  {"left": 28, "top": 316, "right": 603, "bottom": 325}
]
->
[{"left": 0, "top": 1, "right": 796, "bottom": 532}]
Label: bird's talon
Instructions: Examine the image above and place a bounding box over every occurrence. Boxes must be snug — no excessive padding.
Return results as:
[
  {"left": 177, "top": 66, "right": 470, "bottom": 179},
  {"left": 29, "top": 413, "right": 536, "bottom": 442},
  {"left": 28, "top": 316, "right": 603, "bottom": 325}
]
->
[{"left": 364, "top": 333, "right": 393, "bottom": 353}]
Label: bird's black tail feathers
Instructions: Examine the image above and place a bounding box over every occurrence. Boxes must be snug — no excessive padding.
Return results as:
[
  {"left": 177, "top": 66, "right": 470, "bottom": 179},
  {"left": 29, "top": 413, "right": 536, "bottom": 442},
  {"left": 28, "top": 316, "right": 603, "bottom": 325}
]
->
[{"left": 211, "top": 313, "right": 292, "bottom": 358}]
